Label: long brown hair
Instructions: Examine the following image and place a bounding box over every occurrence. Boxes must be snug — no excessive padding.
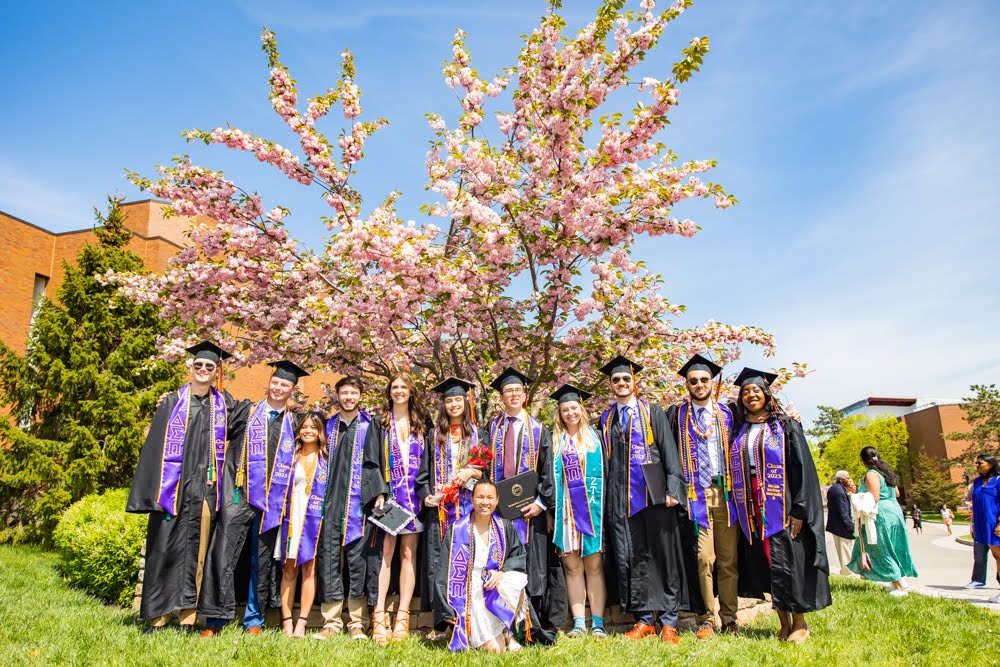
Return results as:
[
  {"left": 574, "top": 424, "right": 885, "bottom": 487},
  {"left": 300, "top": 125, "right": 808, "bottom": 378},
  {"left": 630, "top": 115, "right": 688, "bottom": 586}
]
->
[
  {"left": 434, "top": 394, "right": 475, "bottom": 450},
  {"left": 379, "top": 372, "right": 429, "bottom": 434},
  {"left": 294, "top": 411, "right": 328, "bottom": 460}
]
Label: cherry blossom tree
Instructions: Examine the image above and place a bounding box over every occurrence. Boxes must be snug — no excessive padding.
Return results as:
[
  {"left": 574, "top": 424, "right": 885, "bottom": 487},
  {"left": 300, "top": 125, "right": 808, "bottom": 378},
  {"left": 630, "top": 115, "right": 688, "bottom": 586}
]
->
[{"left": 111, "top": 0, "right": 805, "bottom": 414}]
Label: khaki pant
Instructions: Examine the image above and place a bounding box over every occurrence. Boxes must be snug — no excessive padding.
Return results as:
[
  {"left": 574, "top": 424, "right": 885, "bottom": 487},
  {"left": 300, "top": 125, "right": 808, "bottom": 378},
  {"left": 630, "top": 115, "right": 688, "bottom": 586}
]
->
[
  {"left": 320, "top": 597, "right": 366, "bottom": 633},
  {"left": 150, "top": 499, "right": 213, "bottom": 627},
  {"left": 696, "top": 484, "right": 740, "bottom": 626},
  {"left": 832, "top": 535, "right": 855, "bottom": 576}
]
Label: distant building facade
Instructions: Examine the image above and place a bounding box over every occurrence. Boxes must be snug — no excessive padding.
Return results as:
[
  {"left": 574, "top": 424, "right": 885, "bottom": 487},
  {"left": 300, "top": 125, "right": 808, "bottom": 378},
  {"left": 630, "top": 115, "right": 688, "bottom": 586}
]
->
[
  {"left": 0, "top": 200, "right": 337, "bottom": 405},
  {"left": 838, "top": 396, "right": 973, "bottom": 484}
]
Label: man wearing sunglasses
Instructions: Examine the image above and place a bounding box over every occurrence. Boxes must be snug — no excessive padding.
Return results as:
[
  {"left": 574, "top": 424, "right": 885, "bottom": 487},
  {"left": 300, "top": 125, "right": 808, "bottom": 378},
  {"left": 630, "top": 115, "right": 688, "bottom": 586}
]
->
[
  {"left": 598, "top": 354, "right": 696, "bottom": 645},
  {"left": 127, "top": 341, "right": 250, "bottom": 633}
]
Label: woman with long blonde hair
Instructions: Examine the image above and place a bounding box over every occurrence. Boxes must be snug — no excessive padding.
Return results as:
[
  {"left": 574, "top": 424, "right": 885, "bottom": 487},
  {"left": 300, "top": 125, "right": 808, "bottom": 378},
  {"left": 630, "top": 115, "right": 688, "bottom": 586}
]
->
[{"left": 550, "top": 384, "right": 606, "bottom": 637}]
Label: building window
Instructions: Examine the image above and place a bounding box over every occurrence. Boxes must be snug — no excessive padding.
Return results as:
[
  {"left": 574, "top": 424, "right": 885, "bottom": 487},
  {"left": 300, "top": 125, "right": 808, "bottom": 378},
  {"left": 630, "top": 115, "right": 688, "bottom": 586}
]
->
[{"left": 32, "top": 274, "right": 48, "bottom": 305}]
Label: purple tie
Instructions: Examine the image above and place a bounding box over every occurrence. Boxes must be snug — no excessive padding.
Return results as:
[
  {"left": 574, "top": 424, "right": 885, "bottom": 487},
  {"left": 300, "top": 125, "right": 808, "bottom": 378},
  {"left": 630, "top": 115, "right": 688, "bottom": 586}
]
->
[
  {"left": 503, "top": 416, "right": 517, "bottom": 479},
  {"left": 696, "top": 407, "right": 713, "bottom": 488}
]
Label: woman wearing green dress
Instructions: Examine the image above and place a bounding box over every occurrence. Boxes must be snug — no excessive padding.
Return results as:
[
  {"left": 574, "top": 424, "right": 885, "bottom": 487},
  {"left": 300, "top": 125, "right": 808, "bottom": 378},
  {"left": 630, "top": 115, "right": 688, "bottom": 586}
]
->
[{"left": 848, "top": 446, "right": 917, "bottom": 595}]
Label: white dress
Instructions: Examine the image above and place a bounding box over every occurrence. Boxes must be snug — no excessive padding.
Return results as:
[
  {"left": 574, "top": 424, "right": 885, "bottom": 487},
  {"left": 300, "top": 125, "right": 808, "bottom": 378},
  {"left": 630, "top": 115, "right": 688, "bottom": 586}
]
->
[
  {"left": 468, "top": 526, "right": 528, "bottom": 648},
  {"left": 275, "top": 461, "right": 308, "bottom": 561}
]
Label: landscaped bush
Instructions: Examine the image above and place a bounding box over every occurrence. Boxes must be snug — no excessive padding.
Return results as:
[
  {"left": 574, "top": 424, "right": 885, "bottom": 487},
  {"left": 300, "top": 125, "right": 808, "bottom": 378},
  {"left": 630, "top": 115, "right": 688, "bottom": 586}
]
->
[{"left": 53, "top": 487, "right": 145, "bottom": 607}]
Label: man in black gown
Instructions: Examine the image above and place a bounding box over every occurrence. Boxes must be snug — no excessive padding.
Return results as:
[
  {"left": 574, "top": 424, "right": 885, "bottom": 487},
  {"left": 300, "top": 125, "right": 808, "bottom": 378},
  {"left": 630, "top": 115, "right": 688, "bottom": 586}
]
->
[
  {"left": 598, "top": 355, "right": 698, "bottom": 645},
  {"left": 198, "top": 360, "right": 308, "bottom": 637},
  {"left": 126, "top": 342, "right": 249, "bottom": 632},
  {"left": 483, "top": 367, "right": 564, "bottom": 644},
  {"left": 314, "top": 375, "right": 374, "bottom": 640}
]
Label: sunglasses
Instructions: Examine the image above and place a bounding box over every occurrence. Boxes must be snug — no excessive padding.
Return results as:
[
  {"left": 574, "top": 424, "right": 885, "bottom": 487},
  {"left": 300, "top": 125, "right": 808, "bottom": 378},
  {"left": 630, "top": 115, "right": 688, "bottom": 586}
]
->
[
  {"left": 192, "top": 362, "right": 217, "bottom": 371},
  {"left": 610, "top": 376, "right": 632, "bottom": 384},
  {"left": 688, "top": 377, "right": 712, "bottom": 385}
]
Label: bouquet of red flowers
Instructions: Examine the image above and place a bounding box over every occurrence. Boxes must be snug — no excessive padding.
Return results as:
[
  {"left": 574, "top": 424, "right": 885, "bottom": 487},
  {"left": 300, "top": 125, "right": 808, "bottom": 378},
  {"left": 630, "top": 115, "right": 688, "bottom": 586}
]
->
[{"left": 438, "top": 446, "right": 495, "bottom": 506}]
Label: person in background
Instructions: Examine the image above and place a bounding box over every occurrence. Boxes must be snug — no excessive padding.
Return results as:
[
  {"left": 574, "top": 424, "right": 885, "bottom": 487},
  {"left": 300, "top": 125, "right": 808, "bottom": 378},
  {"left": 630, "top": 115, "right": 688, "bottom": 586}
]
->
[
  {"left": 826, "top": 471, "right": 856, "bottom": 577},
  {"left": 941, "top": 504, "right": 954, "bottom": 536},
  {"left": 911, "top": 505, "right": 923, "bottom": 534},
  {"left": 848, "top": 446, "right": 918, "bottom": 597},
  {"left": 966, "top": 454, "right": 1000, "bottom": 599}
]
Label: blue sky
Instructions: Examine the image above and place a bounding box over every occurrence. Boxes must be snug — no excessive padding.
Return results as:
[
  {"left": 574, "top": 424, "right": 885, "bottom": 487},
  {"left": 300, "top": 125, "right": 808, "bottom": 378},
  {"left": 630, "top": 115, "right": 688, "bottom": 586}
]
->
[{"left": 3, "top": 1, "right": 998, "bottom": 425}]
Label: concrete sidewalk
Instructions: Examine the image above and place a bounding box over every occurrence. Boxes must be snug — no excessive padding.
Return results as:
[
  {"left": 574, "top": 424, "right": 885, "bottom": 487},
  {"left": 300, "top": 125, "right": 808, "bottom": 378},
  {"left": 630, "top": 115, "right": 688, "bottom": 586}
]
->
[{"left": 825, "top": 520, "right": 1000, "bottom": 613}]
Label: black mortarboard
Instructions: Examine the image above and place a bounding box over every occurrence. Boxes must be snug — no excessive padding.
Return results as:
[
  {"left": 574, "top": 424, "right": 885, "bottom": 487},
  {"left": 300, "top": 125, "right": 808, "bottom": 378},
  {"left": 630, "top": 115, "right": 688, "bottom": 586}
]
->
[
  {"left": 599, "top": 354, "right": 643, "bottom": 377},
  {"left": 550, "top": 383, "right": 592, "bottom": 404},
  {"left": 432, "top": 376, "right": 475, "bottom": 398},
  {"left": 489, "top": 367, "right": 533, "bottom": 392},
  {"left": 678, "top": 353, "right": 722, "bottom": 379},
  {"left": 733, "top": 367, "right": 778, "bottom": 388},
  {"left": 185, "top": 341, "right": 232, "bottom": 364},
  {"left": 267, "top": 360, "right": 310, "bottom": 383}
]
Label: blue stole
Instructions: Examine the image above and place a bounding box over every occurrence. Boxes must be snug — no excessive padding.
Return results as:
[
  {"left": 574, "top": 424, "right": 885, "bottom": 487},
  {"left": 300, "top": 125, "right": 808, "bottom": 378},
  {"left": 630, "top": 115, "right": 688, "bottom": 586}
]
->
[{"left": 552, "top": 428, "right": 604, "bottom": 557}]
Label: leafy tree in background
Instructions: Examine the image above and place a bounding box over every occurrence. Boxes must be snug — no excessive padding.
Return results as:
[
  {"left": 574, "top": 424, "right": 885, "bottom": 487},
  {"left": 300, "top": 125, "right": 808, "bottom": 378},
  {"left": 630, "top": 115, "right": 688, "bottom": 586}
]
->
[
  {"left": 0, "top": 196, "right": 183, "bottom": 545},
  {"left": 807, "top": 405, "right": 844, "bottom": 452},
  {"left": 909, "top": 451, "right": 962, "bottom": 511},
  {"left": 946, "top": 384, "right": 1000, "bottom": 470},
  {"left": 818, "top": 415, "right": 910, "bottom": 487}
]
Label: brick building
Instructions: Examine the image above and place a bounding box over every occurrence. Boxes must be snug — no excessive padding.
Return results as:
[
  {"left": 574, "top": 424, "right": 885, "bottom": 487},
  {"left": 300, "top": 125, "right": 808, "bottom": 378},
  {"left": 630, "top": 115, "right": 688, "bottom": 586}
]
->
[{"left": 0, "top": 199, "right": 336, "bottom": 404}]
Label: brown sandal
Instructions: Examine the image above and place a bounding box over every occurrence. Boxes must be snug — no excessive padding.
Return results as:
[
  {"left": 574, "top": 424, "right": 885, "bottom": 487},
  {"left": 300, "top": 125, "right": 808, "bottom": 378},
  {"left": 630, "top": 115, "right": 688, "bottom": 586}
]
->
[
  {"left": 371, "top": 610, "right": 389, "bottom": 646},
  {"left": 391, "top": 609, "right": 410, "bottom": 641}
]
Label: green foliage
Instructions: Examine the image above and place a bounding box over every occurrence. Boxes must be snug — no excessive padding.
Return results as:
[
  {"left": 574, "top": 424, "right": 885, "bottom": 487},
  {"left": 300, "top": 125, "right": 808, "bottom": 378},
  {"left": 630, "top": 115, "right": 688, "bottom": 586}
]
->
[
  {"left": 52, "top": 488, "right": 144, "bottom": 607},
  {"left": 818, "top": 415, "right": 910, "bottom": 485},
  {"left": 946, "top": 383, "right": 1000, "bottom": 470},
  {"left": 0, "top": 195, "right": 184, "bottom": 545},
  {"left": 3, "top": 545, "right": 1000, "bottom": 666},
  {"left": 806, "top": 405, "right": 844, "bottom": 448},
  {"left": 909, "top": 451, "right": 962, "bottom": 512}
]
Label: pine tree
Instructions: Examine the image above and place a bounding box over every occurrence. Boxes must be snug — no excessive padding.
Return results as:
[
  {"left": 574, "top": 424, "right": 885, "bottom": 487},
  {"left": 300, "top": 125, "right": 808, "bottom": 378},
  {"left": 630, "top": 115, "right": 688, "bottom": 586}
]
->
[
  {"left": 909, "top": 451, "right": 962, "bottom": 511},
  {"left": 0, "top": 196, "right": 184, "bottom": 544}
]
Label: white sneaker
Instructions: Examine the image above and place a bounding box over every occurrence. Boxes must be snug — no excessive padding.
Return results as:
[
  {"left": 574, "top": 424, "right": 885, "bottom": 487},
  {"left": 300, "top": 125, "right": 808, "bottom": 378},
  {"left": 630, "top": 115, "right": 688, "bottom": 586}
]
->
[
  {"left": 964, "top": 581, "right": 986, "bottom": 589},
  {"left": 888, "top": 589, "right": 908, "bottom": 598},
  {"left": 988, "top": 593, "right": 1000, "bottom": 604}
]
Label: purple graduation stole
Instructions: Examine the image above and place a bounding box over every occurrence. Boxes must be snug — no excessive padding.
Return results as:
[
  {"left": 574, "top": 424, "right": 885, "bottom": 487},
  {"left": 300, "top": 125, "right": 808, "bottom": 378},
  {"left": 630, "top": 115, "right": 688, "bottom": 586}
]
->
[
  {"left": 278, "top": 454, "right": 329, "bottom": 564},
  {"left": 243, "top": 401, "right": 295, "bottom": 513},
  {"left": 559, "top": 435, "right": 596, "bottom": 538},
  {"left": 260, "top": 425, "right": 298, "bottom": 533},
  {"left": 727, "top": 420, "right": 787, "bottom": 542},
  {"left": 678, "top": 401, "right": 733, "bottom": 530},
  {"left": 488, "top": 413, "right": 543, "bottom": 542},
  {"left": 383, "top": 421, "right": 425, "bottom": 532},
  {"left": 600, "top": 400, "right": 653, "bottom": 517},
  {"left": 326, "top": 411, "right": 371, "bottom": 545},
  {"left": 434, "top": 426, "right": 478, "bottom": 539},
  {"left": 157, "top": 384, "right": 227, "bottom": 516},
  {"left": 446, "top": 514, "right": 514, "bottom": 652}
]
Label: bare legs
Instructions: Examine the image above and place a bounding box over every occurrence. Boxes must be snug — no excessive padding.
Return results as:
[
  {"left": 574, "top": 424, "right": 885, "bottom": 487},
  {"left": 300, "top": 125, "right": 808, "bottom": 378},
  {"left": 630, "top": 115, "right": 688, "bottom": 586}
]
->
[
  {"left": 562, "top": 552, "right": 606, "bottom": 626},
  {"left": 280, "top": 558, "right": 317, "bottom": 637},
  {"left": 374, "top": 532, "right": 420, "bottom": 641}
]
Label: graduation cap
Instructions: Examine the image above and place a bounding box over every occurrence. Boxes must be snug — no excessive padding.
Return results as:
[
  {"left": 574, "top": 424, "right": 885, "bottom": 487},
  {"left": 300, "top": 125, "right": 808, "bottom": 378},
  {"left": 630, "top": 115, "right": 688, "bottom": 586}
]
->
[
  {"left": 550, "top": 383, "right": 592, "bottom": 404},
  {"left": 489, "top": 367, "right": 533, "bottom": 392},
  {"left": 185, "top": 341, "right": 232, "bottom": 364},
  {"left": 733, "top": 367, "right": 778, "bottom": 388},
  {"left": 267, "top": 360, "right": 310, "bottom": 384},
  {"left": 432, "top": 376, "right": 475, "bottom": 398},
  {"left": 599, "top": 354, "right": 643, "bottom": 378},
  {"left": 678, "top": 353, "right": 722, "bottom": 379}
]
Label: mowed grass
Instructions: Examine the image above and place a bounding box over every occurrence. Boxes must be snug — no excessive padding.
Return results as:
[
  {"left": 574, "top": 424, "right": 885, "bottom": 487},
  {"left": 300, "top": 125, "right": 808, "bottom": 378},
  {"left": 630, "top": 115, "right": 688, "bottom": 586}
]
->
[{"left": 2, "top": 544, "right": 999, "bottom": 667}]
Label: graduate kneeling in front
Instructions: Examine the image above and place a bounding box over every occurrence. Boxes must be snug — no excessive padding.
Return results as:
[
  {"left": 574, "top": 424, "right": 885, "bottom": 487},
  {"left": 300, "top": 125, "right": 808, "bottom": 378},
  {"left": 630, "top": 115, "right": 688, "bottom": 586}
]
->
[{"left": 435, "top": 480, "right": 528, "bottom": 654}]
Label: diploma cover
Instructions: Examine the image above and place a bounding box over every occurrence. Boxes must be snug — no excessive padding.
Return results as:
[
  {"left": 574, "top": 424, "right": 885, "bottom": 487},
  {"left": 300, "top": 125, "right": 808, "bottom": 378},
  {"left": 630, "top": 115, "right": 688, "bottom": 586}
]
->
[
  {"left": 640, "top": 462, "right": 667, "bottom": 505},
  {"left": 496, "top": 470, "right": 538, "bottom": 521},
  {"left": 368, "top": 498, "right": 417, "bottom": 536}
]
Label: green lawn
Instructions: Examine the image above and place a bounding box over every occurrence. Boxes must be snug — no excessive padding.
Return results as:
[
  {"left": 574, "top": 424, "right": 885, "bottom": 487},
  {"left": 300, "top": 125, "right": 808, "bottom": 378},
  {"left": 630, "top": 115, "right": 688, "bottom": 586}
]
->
[{"left": 2, "top": 545, "right": 998, "bottom": 667}]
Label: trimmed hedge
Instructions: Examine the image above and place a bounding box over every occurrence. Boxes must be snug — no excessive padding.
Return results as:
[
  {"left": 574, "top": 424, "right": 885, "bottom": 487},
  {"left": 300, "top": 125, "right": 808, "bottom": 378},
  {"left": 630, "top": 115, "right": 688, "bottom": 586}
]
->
[{"left": 53, "top": 488, "right": 145, "bottom": 607}]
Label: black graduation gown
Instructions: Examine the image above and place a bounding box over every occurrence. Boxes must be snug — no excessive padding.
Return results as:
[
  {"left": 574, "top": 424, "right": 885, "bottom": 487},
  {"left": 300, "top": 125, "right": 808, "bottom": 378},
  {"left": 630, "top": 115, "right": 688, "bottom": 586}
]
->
[
  {"left": 316, "top": 413, "right": 374, "bottom": 604},
  {"left": 433, "top": 517, "right": 527, "bottom": 632},
  {"left": 735, "top": 416, "right": 832, "bottom": 614},
  {"left": 602, "top": 402, "right": 697, "bottom": 615},
  {"left": 360, "top": 417, "right": 433, "bottom": 606},
  {"left": 197, "top": 402, "right": 291, "bottom": 620},
  {"left": 480, "top": 414, "right": 565, "bottom": 641},
  {"left": 126, "top": 388, "right": 246, "bottom": 621}
]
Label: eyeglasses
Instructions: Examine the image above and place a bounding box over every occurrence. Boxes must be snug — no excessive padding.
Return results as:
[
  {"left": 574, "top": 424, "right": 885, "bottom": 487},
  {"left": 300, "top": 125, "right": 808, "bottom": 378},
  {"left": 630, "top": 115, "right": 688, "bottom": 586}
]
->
[
  {"left": 192, "top": 362, "right": 217, "bottom": 371},
  {"left": 502, "top": 388, "right": 525, "bottom": 396},
  {"left": 610, "top": 375, "right": 632, "bottom": 384}
]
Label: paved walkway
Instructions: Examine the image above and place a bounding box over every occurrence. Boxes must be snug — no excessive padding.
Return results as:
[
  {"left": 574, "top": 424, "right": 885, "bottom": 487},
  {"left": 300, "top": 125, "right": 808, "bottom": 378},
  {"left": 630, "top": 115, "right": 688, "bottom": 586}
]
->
[{"left": 825, "top": 519, "right": 1000, "bottom": 613}]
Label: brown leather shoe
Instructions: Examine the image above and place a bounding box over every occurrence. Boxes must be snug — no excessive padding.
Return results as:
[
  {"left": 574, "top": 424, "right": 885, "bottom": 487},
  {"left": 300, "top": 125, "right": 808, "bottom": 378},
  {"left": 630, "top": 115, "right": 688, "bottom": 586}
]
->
[
  {"left": 695, "top": 621, "right": 715, "bottom": 640},
  {"left": 624, "top": 622, "right": 657, "bottom": 640},
  {"left": 659, "top": 626, "right": 680, "bottom": 645},
  {"left": 246, "top": 626, "right": 262, "bottom": 636},
  {"left": 720, "top": 621, "right": 740, "bottom": 635},
  {"left": 349, "top": 627, "right": 368, "bottom": 641},
  {"left": 199, "top": 627, "right": 219, "bottom": 639}
]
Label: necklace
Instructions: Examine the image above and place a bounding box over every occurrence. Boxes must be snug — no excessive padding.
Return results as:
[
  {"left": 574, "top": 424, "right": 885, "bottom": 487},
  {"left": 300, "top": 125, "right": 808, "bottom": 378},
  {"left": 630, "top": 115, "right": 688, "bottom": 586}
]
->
[
  {"left": 688, "top": 401, "right": 716, "bottom": 438},
  {"left": 300, "top": 448, "right": 319, "bottom": 496}
]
